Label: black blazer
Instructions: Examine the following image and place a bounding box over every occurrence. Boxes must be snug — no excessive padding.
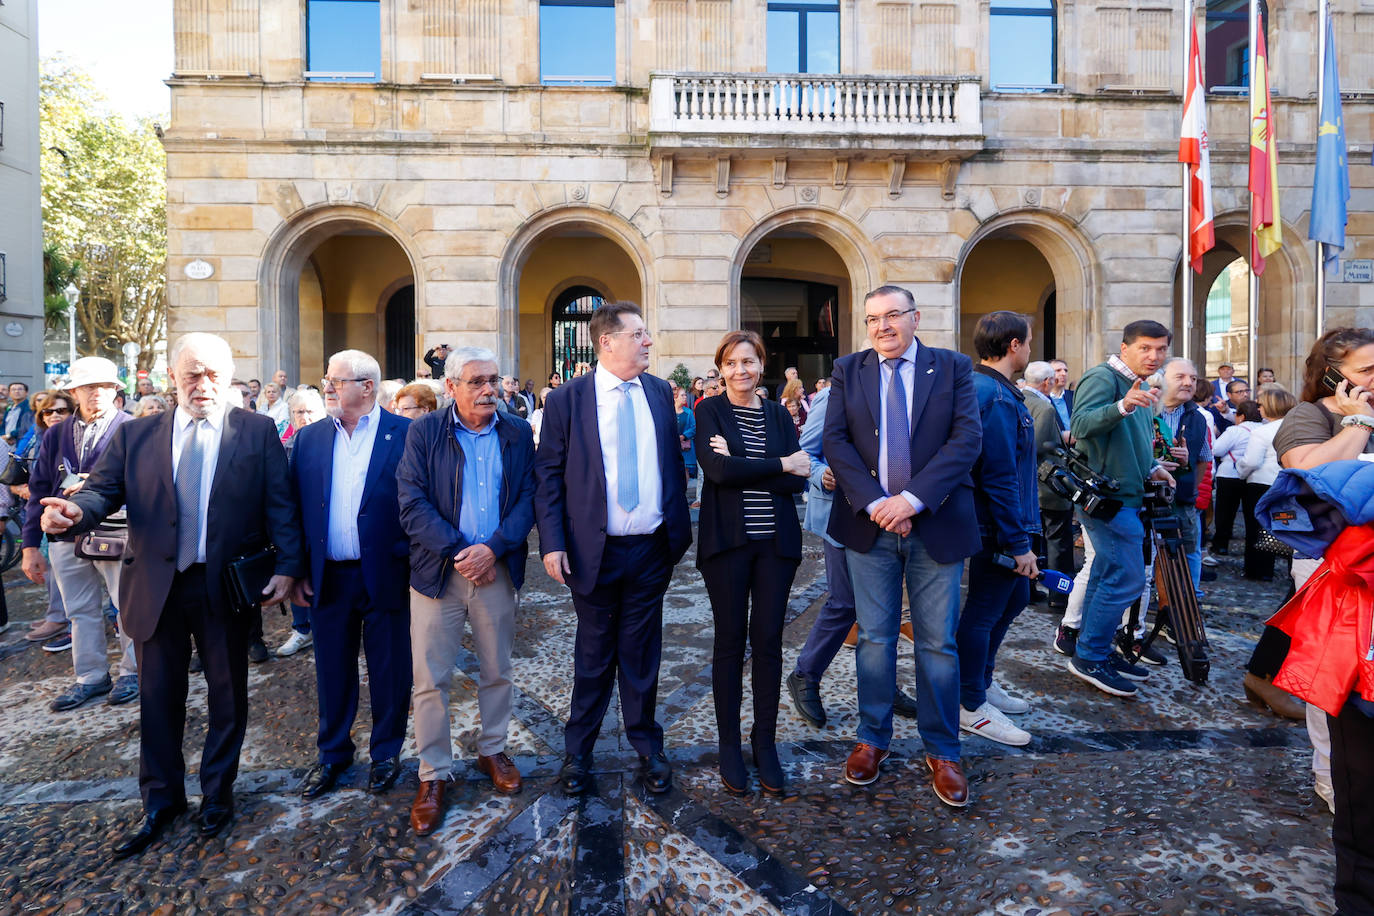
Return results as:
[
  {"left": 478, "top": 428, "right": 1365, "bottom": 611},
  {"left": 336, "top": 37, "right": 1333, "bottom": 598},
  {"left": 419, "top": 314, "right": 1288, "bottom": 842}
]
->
[
  {"left": 534, "top": 370, "right": 692, "bottom": 595},
  {"left": 67, "top": 407, "right": 306, "bottom": 643},
  {"left": 693, "top": 394, "right": 806, "bottom": 565}
]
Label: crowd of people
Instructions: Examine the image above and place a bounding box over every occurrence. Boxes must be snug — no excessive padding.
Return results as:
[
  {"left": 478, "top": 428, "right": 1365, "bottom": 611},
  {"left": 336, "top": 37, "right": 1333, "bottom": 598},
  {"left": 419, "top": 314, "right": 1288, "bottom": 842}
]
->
[{"left": 3, "top": 297, "right": 1370, "bottom": 913}]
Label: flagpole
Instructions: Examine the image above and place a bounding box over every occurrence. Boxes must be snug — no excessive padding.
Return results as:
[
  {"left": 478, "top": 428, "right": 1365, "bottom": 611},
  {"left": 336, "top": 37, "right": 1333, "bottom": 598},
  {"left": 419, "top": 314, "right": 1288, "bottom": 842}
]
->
[
  {"left": 1247, "top": 0, "right": 1261, "bottom": 383},
  {"left": 1315, "top": 0, "right": 1328, "bottom": 336},
  {"left": 1180, "top": 0, "right": 1194, "bottom": 363}
]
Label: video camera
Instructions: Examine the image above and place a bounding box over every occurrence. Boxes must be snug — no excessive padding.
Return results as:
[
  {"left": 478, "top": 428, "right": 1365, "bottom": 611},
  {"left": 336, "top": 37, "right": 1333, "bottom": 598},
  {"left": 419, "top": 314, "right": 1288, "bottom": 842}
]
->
[{"left": 1037, "top": 444, "right": 1123, "bottom": 521}]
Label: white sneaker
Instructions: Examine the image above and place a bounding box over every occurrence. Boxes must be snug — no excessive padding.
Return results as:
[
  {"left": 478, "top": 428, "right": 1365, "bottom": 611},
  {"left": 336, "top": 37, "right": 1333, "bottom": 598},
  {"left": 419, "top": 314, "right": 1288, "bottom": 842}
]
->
[
  {"left": 959, "top": 702, "right": 1031, "bottom": 747},
  {"left": 1201, "top": 552, "right": 1219, "bottom": 568},
  {"left": 986, "top": 680, "right": 1031, "bottom": 715},
  {"left": 276, "top": 630, "right": 313, "bottom": 657}
]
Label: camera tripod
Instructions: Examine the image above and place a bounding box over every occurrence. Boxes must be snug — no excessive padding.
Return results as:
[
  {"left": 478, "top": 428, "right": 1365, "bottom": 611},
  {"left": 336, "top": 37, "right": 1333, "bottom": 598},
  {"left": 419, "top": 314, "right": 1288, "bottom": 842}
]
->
[{"left": 1124, "top": 481, "right": 1210, "bottom": 686}]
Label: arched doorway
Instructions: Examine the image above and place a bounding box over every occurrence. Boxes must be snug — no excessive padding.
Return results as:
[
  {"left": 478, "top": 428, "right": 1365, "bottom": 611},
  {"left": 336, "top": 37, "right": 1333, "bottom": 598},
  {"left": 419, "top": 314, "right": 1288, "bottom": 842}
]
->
[
  {"left": 958, "top": 234, "right": 1057, "bottom": 360},
  {"left": 258, "top": 206, "right": 421, "bottom": 385},
  {"left": 549, "top": 286, "right": 606, "bottom": 380},
  {"left": 736, "top": 227, "right": 858, "bottom": 393}
]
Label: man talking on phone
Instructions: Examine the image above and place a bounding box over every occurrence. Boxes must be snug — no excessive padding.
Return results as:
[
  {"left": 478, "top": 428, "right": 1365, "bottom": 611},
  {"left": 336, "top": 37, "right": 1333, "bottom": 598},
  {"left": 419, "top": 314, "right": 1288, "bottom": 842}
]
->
[{"left": 1065, "top": 320, "right": 1175, "bottom": 699}]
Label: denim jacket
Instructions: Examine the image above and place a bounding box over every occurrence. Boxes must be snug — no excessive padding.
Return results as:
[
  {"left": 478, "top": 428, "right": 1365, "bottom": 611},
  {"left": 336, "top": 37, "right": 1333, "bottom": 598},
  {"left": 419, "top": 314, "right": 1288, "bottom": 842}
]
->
[{"left": 971, "top": 365, "right": 1041, "bottom": 555}]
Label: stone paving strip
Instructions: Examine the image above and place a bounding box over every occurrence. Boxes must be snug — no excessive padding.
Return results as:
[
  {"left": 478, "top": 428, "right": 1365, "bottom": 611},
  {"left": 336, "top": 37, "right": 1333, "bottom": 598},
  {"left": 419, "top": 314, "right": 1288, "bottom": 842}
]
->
[{"left": 0, "top": 538, "right": 1335, "bottom": 914}]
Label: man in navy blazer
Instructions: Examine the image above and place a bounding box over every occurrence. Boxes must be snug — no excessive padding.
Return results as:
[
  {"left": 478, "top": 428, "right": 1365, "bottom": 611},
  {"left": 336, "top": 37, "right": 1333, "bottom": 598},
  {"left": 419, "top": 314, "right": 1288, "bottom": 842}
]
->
[
  {"left": 288, "top": 350, "right": 412, "bottom": 801},
  {"left": 535, "top": 301, "right": 691, "bottom": 796},
  {"left": 823, "top": 285, "right": 982, "bottom": 807}
]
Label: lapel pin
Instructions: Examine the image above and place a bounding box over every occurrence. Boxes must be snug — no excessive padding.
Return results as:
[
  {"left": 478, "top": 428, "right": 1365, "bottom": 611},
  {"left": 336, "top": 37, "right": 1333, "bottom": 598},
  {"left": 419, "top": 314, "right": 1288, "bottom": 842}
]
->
[
  {"left": 385, "top": 434, "right": 392, "bottom": 441},
  {"left": 926, "top": 368, "right": 934, "bottom": 374}
]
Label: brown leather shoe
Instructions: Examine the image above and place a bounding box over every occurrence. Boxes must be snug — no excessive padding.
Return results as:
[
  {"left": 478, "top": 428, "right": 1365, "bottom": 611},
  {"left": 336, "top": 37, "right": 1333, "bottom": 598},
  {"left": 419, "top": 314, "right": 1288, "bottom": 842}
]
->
[
  {"left": 1242, "top": 673, "right": 1306, "bottom": 721},
  {"left": 843, "top": 742, "right": 889, "bottom": 786},
  {"left": 410, "top": 780, "right": 447, "bottom": 836},
  {"left": 926, "top": 756, "right": 970, "bottom": 808},
  {"left": 476, "top": 753, "right": 523, "bottom": 795}
]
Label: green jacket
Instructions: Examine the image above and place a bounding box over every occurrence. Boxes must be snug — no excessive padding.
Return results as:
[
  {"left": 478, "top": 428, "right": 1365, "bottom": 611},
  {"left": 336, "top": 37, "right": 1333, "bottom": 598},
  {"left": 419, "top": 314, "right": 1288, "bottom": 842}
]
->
[{"left": 1069, "top": 362, "right": 1154, "bottom": 509}]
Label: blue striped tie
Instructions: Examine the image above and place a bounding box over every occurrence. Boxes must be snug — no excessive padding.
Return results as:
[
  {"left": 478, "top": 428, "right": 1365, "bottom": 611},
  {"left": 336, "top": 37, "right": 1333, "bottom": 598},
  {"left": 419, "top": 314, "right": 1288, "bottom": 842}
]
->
[
  {"left": 885, "top": 358, "right": 910, "bottom": 497},
  {"left": 617, "top": 382, "right": 639, "bottom": 512}
]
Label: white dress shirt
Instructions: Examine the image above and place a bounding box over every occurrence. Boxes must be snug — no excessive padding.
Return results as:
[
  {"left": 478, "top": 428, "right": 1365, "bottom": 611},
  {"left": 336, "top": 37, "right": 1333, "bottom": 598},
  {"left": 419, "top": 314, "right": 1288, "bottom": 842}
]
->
[
  {"left": 326, "top": 403, "right": 382, "bottom": 561},
  {"left": 866, "top": 339, "right": 927, "bottom": 517},
  {"left": 171, "top": 404, "right": 227, "bottom": 564},
  {"left": 594, "top": 363, "right": 663, "bottom": 536}
]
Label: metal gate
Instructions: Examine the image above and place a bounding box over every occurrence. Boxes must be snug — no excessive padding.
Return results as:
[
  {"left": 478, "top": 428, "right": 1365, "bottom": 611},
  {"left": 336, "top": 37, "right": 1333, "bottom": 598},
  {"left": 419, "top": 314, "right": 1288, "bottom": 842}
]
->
[{"left": 551, "top": 286, "right": 604, "bottom": 380}]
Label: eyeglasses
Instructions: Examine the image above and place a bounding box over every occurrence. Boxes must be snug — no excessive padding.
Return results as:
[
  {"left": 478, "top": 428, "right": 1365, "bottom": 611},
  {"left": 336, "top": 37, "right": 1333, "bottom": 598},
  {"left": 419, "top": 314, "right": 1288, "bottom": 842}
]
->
[
  {"left": 864, "top": 308, "right": 916, "bottom": 329},
  {"left": 458, "top": 375, "right": 501, "bottom": 391},
  {"left": 321, "top": 377, "right": 368, "bottom": 389},
  {"left": 608, "top": 329, "right": 650, "bottom": 343},
  {"left": 41, "top": 407, "right": 72, "bottom": 416}
]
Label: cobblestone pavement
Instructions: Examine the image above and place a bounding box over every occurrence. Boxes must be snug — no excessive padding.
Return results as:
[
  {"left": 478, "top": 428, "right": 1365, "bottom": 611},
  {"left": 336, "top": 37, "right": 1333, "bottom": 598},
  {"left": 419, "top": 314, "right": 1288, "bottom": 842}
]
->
[{"left": 0, "top": 532, "right": 1333, "bottom": 915}]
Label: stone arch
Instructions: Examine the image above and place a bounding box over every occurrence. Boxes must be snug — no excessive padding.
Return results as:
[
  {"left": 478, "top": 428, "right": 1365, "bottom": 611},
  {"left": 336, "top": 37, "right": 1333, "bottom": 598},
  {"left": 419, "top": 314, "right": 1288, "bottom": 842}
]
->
[
  {"left": 954, "top": 208, "right": 1100, "bottom": 370},
  {"left": 257, "top": 203, "right": 423, "bottom": 384},
  {"left": 729, "top": 207, "right": 881, "bottom": 353},
  {"left": 498, "top": 205, "right": 656, "bottom": 375},
  {"left": 1172, "top": 209, "right": 1313, "bottom": 388}
]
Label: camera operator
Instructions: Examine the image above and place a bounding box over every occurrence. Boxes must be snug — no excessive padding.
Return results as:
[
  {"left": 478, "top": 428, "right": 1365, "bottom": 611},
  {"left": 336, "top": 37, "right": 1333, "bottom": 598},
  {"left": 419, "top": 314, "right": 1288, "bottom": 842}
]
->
[
  {"left": 955, "top": 312, "right": 1039, "bottom": 747},
  {"left": 1065, "top": 320, "right": 1175, "bottom": 698},
  {"left": 1023, "top": 361, "right": 1073, "bottom": 613}
]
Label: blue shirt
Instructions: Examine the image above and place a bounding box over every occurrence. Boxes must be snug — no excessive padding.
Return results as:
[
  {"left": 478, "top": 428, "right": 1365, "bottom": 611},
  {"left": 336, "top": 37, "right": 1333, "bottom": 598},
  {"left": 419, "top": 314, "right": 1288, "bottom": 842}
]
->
[
  {"left": 1050, "top": 394, "right": 1071, "bottom": 430},
  {"left": 453, "top": 407, "right": 503, "bottom": 545}
]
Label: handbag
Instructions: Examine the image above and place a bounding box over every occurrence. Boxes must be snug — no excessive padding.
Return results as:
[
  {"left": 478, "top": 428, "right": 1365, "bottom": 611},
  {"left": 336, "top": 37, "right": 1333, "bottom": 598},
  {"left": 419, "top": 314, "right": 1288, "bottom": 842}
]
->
[
  {"left": 1255, "top": 528, "right": 1295, "bottom": 558},
  {"left": 74, "top": 509, "right": 128, "bottom": 562},
  {"left": 224, "top": 544, "right": 279, "bottom": 614},
  {"left": 0, "top": 454, "right": 28, "bottom": 487}
]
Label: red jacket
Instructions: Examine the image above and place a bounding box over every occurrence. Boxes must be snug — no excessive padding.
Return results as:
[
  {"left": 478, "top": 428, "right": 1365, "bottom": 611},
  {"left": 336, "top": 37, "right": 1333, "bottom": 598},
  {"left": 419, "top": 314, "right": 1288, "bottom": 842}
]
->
[{"left": 1268, "top": 522, "right": 1374, "bottom": 716}]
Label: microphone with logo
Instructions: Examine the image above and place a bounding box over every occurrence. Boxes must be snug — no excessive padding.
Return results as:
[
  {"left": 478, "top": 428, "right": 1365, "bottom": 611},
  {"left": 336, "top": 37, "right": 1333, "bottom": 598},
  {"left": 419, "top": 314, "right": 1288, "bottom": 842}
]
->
[{"left": 990, "top": 553, "right": 1074, "bottom": 596}]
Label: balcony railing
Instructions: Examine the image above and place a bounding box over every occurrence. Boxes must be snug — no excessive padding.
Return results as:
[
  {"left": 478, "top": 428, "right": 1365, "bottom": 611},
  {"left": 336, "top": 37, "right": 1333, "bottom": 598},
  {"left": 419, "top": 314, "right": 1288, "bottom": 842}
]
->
[{"left": 649, "top": 73, "right": 982, "bottom": 139}]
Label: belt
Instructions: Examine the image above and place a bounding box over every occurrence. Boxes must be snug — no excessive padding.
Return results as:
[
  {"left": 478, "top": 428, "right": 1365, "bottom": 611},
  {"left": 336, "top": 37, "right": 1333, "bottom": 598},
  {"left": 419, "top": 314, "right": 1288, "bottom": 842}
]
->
[{"left": 325, "top": 558, "right": 362, "bottom": 568}]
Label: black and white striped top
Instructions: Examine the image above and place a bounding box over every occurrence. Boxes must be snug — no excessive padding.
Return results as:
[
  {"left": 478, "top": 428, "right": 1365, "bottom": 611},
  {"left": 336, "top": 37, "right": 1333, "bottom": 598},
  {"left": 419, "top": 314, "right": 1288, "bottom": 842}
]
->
[{"left": 732, "top": 404, "right": 775, "bottom": 539}]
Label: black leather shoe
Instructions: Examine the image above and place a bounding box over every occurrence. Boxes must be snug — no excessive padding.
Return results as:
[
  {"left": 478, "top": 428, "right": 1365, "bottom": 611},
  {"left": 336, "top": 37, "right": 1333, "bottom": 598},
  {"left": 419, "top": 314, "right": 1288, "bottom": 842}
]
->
[
  {"left": 368, "top": 757, "right": 401, "bottom": 795},
  {"left": 638, "top": 752, "right": 672, "bottom": 794},
  {"left": 300, "top": 761, "right": 350, "bottom": 799},
  {"left": 247, "top": 639, "right": 270, "bottom": 664},
  {"left": 893, "top": 689, "right": 919, "bottom": 720},
  {"left": 199, "top": 798, "right": 234, "bottom": 837},
  {"left": 112, "top": 801, "right": 186, "bottom": 859},
  {"left": 786, "top": 671, "right": 826, "bottom": 728},
  {"left": 560, "top": 754, "right": 592, "bottom": 796}
]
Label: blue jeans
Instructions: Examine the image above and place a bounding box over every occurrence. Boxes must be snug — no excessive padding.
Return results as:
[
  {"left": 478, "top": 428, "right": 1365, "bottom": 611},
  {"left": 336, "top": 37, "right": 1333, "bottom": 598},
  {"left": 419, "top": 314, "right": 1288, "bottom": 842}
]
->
[
  {"left": 1076, "top": 506, "right": 1147, "bottom": 663},
  {"left": 956, "top": 551, "right": 1029, "bottom": 710},
  {"left": 1174, "top": 505, "right": 1200, "bottom": 592},
  {"left": 291, "top": 603, "right": 311, "bottom": 635},
  {"left": 846, "top": 531, "right": 963, "bottom": 761},
  {"left": 794, "top": 538, "right": 856, "bottom": 684}
]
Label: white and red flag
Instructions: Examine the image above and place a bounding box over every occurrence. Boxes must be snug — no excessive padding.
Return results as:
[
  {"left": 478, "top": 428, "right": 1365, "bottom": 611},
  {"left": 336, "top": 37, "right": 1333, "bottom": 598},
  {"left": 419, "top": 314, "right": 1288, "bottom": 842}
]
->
[{"left": 1178, "top": 17, "right": 1214, "bottom": 273}]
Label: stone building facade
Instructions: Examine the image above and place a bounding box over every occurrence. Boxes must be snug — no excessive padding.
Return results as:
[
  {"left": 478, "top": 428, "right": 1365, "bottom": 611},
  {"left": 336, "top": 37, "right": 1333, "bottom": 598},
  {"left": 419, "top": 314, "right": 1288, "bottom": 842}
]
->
[
  {"left": 164, "top": 0, "right": 1374, "bottom": 389},
  {"left": 0, "top": 0, "right": 47, "bottom": 386}
]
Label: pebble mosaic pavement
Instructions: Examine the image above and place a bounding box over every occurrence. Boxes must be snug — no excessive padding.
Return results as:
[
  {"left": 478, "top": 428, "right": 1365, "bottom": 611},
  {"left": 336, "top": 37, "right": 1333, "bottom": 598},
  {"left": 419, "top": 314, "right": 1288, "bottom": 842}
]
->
[{"left": 0, "top": 524, "right": 1335, "bottom": 915}]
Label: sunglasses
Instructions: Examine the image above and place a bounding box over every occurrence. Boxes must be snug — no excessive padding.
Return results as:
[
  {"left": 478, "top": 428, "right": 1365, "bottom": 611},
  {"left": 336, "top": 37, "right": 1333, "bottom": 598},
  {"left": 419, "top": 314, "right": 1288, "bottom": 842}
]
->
[{"left": 41, "top": 407, "right": 72, "bottom": 417}]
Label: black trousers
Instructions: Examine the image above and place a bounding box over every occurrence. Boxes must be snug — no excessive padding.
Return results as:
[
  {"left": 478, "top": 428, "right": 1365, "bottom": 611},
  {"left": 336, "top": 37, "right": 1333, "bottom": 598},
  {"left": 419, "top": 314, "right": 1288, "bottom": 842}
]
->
[
  {"left": 1042, "top": 506, "right": 1076, "bottom": 606},
  {"left": 1330, "top": 702, "right": 1374, "bottom": 916},
  {"left": 698, "top": 539, "right": 799, "bottom": 746},
  {"left": 1241, "top": 482, "right": 1273, "bottom": 579},
  {"left": 1246, "top": 625, "right": 1291, "bottom": 680},
  {"left": 1212, "top": 477, "right": 1245, "bottom": 552},
  {"left": 564, "top": 531, "right": 673, "bottom": 759},
  {"left": 136, "top": 565, "right": 249, "bottom": 813}
]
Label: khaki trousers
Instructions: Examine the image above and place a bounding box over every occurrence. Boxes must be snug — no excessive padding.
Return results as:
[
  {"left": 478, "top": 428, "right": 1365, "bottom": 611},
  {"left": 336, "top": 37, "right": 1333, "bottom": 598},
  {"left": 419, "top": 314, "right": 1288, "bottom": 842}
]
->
[
  {"left": 49, "top": 540, "right": 136, "bottom": 685},
  {"left": 410, "top": 566, "right": 516, "bottom": 781}
]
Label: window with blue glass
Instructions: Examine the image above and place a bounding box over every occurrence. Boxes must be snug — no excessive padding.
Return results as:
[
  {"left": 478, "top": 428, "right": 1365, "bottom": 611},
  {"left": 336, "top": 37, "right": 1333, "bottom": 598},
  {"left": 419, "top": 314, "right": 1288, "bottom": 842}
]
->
[
  {"left": 1205, "top": 0, "right": 1266, "bottom": 91},
  {"left": 541, "top": 0, "right": 616, "bottom": 85},
  {"left": 989, "top": 0, "right": 1056, "bottom": 89},
  {"left": 306, "top": 0, "right": 381, "bottom": 81},
  {"left": 767, "top": 0, "right": 840, "bottom": 74}
]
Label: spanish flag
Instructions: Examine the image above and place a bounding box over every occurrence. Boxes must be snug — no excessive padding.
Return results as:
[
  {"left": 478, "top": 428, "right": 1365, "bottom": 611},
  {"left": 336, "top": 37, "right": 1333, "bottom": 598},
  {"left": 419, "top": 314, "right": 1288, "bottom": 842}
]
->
[{"left": 1248, "top": 26, "right": 1282, "bottom": 276}]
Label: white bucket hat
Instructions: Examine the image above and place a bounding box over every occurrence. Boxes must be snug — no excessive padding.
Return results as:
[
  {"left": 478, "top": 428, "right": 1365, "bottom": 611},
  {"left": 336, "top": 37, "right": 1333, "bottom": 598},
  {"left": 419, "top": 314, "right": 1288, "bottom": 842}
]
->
[{"left": 66, "top": 357, "right": 123, "bottom": 390}]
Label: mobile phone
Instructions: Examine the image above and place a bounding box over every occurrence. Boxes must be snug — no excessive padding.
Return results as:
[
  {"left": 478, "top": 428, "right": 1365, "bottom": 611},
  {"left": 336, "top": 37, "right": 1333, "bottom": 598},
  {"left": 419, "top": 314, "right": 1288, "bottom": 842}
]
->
[
  {"left": 1321, "top": 366, "right": 1349, "bottom": 396},
  {"left": 59, "top": 472, "right": 84, "bottom": 491}
]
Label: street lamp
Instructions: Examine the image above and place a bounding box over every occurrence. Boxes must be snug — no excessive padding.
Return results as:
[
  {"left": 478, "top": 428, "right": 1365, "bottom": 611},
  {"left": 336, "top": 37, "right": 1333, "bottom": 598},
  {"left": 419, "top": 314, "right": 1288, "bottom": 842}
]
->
[{"left": 63, "top": 282, "right": 78, "bottom": 366}]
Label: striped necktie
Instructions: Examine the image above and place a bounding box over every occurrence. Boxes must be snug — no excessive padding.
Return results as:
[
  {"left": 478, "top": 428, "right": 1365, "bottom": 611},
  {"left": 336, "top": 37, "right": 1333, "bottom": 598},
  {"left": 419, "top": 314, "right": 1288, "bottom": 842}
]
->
[{"left": 885, "top": 358, "right": 910, "bottom": 497}]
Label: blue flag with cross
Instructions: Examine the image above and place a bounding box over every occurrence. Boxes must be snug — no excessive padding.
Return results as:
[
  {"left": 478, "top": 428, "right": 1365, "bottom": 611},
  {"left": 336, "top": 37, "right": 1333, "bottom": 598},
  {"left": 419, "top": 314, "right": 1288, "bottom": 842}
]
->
[{"left": 1308, "top": 15, "right": 1349, "bottom": 273}]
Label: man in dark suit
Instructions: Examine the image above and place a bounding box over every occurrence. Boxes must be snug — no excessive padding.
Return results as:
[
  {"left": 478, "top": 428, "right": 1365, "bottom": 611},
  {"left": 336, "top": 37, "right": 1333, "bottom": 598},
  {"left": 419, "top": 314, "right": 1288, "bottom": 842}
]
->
[
  {"left": 534, "top": 301, "right": 691, "bottom": 796},
  {"left": 822, "top": 285, "right": 982, "bottom": 806},
  {"left": 288, "top": 349, "right": 412, "bottom": 801},
  {"left": 40, "top": 332, "right": 304, "bottom": 857}
]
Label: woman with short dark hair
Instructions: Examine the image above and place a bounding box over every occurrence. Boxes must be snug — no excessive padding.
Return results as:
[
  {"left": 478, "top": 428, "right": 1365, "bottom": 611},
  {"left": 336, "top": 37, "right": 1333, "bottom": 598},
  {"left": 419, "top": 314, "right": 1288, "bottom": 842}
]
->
[{"left": 695, "top": 330, "right": 810, "bottom": 795}]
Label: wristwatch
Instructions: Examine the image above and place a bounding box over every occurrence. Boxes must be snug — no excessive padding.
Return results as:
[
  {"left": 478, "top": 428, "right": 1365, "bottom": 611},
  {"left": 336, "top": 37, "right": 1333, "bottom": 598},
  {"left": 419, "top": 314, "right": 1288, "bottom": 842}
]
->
[{"left": 1340, "top": 414, "right": 1374, "bottom": 433}]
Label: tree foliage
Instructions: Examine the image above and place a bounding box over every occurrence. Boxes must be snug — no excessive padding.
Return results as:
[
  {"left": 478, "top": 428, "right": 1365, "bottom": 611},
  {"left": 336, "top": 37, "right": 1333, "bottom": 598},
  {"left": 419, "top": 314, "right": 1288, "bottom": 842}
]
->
[{"left": 40, "top": 56, "right": 166, "bottom": 369}]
